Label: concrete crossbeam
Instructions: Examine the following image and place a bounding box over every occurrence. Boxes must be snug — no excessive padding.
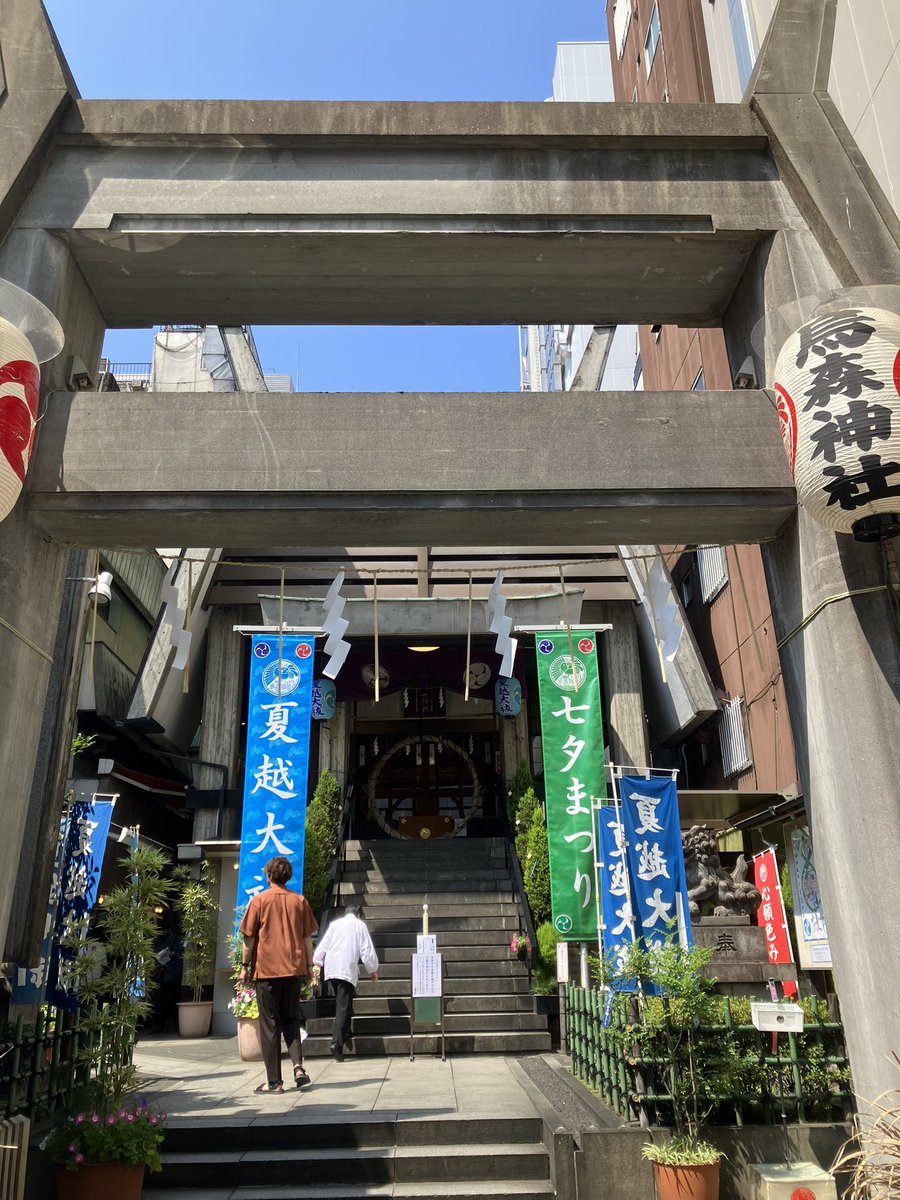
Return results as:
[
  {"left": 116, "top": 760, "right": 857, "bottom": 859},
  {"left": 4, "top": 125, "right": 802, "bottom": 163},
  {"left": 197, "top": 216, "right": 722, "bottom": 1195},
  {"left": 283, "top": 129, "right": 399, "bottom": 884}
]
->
[
  {"left": 26, "top": 389, "right": 795, "bottom": 546},
  {"left": 10, "top": 99, "right": 799, "bottom": 326}
]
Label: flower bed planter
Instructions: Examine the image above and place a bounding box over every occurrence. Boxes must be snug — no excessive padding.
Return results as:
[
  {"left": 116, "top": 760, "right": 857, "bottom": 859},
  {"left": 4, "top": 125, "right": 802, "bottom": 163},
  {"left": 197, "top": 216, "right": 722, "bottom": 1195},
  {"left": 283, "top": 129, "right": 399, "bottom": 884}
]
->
[
  {"left": 56, "top": 1161, "right": 145, "bottom": 1200},
  {"left": 236, "top": 1017, "right": 263, "bottom": 1062}
]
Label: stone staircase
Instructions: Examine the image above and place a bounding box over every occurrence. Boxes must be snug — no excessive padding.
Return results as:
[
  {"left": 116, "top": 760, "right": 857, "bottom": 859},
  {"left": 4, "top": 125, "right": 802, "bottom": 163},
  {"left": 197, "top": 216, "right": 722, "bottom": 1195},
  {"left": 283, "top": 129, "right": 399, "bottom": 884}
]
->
[
  {"left": 304, "top": 837, "right": 551, "bottom": 1057},
  {"left": 147, "top": 1115, "right": 554, "bottom": 1198}
]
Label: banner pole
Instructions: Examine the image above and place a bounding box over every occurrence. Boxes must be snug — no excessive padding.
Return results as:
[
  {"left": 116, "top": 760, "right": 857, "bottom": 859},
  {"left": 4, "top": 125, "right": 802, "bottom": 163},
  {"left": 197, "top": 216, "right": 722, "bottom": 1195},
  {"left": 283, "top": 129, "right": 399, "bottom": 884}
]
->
[
  {"left": 559, "top": 566, "right": 579, "bottom": 694},
  {"left": 373, "top": 572, "right": 380, "bottom": 704},
  {"left": 277, "top": 568, "right": 285, "bottom": 701},
  {"left": 593, "top": 795, "right": 605, "bottom": 986},
  {"left": 464, "top": 571, "right": 473, "bottom": 702}
]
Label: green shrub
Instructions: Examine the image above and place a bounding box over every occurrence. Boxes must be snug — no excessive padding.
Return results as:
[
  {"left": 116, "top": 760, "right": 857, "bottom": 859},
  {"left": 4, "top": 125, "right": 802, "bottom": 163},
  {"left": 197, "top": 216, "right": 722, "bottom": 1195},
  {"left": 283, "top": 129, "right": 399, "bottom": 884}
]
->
[
  {"left": 524, "top": 806, "right": 551, "bottom": 926},
  {"left": 514, "top": 787, "right": 538, "bottom": 863},
  {"left": 507, "top": 760, "right": 533, "bottom": 819},
  {"left": 303, "top": 769, "right": 343, "bottom": 914},
  {"left": 536, "top": 920, "right": 559, "bottom": 965}
]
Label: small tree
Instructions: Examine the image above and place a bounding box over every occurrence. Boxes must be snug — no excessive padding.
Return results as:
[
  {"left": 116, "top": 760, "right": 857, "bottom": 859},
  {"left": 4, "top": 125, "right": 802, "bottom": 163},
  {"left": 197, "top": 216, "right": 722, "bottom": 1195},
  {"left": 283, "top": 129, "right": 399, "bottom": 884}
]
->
[
  {"left": 514, "top": 786, "right": 538, "bottom": 863},
  {"left": 524, "top": 805, "right": 551, "bottom": 926},
  {"left": 63, "top": 846, "right": 172, "bottom": 1104},
  {"left": 173, "top": 859, "right": 219, "bottom": 1003},
  {"left": 611, "top": 932, "right": 722, "bottom": 1165},
  {"left": 303, "top": 769, "right": 343, "bottom": 913},
  {"left": 507, "top": 760, "right": 533, "bottom": 820}
]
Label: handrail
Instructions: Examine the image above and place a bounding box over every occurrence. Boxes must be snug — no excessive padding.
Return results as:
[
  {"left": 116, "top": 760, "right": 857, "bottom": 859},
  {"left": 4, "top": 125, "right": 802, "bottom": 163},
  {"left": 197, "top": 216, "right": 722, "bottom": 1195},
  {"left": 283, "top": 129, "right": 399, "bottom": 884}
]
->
[
  {"left": 320, "top": 784, "right": 354, "bottom": 927},
  {"left": 499, "top": 801, "right": 538, "bottom": 984}
]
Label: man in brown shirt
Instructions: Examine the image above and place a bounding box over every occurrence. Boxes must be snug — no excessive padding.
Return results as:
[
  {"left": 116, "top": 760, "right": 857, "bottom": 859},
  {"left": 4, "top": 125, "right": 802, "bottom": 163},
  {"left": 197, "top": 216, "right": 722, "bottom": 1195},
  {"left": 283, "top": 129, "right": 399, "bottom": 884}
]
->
[{"left": 239, "top": 855, "right": 318, "bottom": 1092}]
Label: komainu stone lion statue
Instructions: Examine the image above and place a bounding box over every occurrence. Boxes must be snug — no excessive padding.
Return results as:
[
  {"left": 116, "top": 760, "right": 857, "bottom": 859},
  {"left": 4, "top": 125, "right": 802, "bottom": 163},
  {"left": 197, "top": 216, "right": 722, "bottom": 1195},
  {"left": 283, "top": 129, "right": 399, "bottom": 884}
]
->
[{"left": 681, "top": 824, "right": 760, "bottom": 921}]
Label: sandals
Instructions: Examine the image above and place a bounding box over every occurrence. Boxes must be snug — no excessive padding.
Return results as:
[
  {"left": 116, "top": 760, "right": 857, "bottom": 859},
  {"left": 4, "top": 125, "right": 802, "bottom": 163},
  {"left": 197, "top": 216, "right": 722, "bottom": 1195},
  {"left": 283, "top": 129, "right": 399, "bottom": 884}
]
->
[
  {"left": 254, "top": 1082, "right": 284, "bottom": 1094},
  {"left": 294, "top": 1065, "right": 311, "bottom": 1088}
]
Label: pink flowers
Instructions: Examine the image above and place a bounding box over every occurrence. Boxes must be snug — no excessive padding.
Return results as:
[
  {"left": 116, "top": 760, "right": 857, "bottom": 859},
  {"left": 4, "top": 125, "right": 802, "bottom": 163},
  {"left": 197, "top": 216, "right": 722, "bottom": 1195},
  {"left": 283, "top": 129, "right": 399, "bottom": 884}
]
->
[{"left": 73, "top": 1153, "right": 84, "bottom": 1165}]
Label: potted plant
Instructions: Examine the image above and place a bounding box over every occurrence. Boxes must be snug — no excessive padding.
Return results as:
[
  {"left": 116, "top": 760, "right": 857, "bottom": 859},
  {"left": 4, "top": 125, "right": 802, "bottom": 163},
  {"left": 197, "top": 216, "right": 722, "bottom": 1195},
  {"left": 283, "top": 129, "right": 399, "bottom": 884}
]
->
[
  {"left": 831, "top": 1053, "right": 899, "bottom": 1198},
  {"left": 610, "top": 933, "right": 724, "bottom": 1200},
  {"left": 173, "top": 860, "right": 219, "bottom": 1038},
  {"left": 227, "top": 931, "right": 262, "bottom": 1061},
  {"left": 42, "top": 846, "right": 171, "bottom": 1200},
  {"left": 510, "top": 931, "right": 531, "bottom": 961},
  {"left": 531, "top": 921, "right": 560, "bottom": 1017}
]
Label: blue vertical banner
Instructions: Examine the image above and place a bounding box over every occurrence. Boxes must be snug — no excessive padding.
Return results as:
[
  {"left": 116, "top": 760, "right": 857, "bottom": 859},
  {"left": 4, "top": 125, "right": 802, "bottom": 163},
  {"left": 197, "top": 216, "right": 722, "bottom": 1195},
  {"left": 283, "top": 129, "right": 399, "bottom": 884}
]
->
[
  {"left": 11, "top": 812, "right": 71, "bottom": 1005},
  {"left": 597, "top": 808, "right": 636, "bottom": 976},
  {"left": 236, "top": 635, "right": 314, "bottom": 912},
  {"left": 45, "top": 797, "right": 115, "bottom": 1011},
  {"left": 618, "top": 774, "right": 693, "bottom": 951}
]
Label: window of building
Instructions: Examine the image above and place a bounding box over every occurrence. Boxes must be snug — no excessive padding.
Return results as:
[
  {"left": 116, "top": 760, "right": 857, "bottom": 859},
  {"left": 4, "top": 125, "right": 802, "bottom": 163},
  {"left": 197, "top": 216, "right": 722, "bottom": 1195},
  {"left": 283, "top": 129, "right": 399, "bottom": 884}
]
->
[
  {"left": 680, "top": 570, "right": 694, "bottom": 609},
  {"left": 718, "top": 696, "right": 752, "bottom": 777},
  {"left": 692, "top": 368, "right": 705, "bottom": 391},
  {"left": 644, "top": 3, "right": 661, "bottom": 79},
  {"left": 697, "top": 544, "right": 729, "bottom": 602},
  {"left": 728, "top": 0, "right": 757, "bottom": 91}
]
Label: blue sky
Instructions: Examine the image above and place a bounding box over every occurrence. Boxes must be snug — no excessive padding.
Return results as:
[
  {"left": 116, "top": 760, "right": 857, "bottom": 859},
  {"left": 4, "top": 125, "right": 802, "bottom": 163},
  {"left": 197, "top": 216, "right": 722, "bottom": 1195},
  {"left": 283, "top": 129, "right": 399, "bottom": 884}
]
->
[{"left": 44, "top": 0, "right": 606, "bottom": 391}]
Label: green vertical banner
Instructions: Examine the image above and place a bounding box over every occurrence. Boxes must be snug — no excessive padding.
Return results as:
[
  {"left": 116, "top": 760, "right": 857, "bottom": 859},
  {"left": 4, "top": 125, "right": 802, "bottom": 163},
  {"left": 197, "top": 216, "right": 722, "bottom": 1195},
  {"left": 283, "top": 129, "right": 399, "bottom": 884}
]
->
[{"left": 534, "top": 631, "right": 607, "bottom": 940}]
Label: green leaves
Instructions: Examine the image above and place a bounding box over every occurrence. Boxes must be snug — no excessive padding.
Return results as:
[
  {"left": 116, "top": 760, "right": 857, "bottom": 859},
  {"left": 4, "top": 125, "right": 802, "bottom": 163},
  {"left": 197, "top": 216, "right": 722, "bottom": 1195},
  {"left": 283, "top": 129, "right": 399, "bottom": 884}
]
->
[{"left": 173, "top": 860, "right": 219, "bottom": 1003}]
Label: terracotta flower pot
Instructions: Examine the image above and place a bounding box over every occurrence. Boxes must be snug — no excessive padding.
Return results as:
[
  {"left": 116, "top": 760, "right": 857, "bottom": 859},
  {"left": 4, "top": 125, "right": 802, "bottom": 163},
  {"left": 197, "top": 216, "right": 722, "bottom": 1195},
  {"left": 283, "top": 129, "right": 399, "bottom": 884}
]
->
[
  {"left": 177, "top": 1000, "right": 213, "bottom": 1038},
  {"left": 56, "top": 1161, "right": 144, "bottom": 1200},
  {"left": 653, "top": 1160, "right": 720, "bottom": 1200},
  {"left": 236, "top": 1016, "right": 263, "bottom": 1061}
]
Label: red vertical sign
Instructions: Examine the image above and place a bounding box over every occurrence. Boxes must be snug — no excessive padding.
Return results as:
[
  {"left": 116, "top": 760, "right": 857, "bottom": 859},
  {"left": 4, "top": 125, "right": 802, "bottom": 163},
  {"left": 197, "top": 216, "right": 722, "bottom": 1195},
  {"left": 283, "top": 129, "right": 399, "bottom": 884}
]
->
[{"left": 754, "top": 849, "right": 797, "bottom": 998}]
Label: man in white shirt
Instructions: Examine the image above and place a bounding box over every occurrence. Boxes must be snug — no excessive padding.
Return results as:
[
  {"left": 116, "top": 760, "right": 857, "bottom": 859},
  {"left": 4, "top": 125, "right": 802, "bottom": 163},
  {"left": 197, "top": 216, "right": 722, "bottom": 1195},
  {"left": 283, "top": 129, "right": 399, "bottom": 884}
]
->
[{"left": 312, "top": 905, "right": 379, "bottom": 1061}]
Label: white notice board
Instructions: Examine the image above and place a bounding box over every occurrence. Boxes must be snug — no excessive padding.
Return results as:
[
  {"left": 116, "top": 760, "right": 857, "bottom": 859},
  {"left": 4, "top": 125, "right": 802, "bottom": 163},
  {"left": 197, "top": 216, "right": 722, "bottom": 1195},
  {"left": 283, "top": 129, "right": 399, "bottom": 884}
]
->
[
  {"left": 556, "top": 942, "right": 570, "bottom": 983},
  {"left": 416, "top": 935, "right": 437, "bottom": 954},
  {"left": 412, "top": 952, "right": 442, "bottom": 997}
]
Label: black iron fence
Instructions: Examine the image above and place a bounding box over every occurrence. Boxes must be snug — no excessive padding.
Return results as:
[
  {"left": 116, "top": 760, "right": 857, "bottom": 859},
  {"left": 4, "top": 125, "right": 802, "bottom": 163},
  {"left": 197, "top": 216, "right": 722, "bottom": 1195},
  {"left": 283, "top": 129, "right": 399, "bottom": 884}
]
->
[
  {"left": 0, "top": 1006, "right": 129, "bottom": 1121},
  {"left": 565, "top": 984, "right": 853, "bottom": 1127}
]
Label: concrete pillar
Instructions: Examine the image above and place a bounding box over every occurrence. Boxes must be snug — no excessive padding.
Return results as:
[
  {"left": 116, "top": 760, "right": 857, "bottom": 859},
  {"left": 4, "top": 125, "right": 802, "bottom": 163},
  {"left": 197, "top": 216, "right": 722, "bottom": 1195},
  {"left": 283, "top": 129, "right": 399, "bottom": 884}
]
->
[
  {"left": 317, "top": 700, "right": 349, "bottom": 795},
  {"left": 721, "top": 0, "right": 900, "bottom": 1104},
  {"left": 0, "top": 230, "right": 105, "bottom": 961},
  {"left": 597, "top": 601, "right": 649, "bottom": 771},
  {"left": 195, "top": 607, "right": 244, "bottom": 841}
]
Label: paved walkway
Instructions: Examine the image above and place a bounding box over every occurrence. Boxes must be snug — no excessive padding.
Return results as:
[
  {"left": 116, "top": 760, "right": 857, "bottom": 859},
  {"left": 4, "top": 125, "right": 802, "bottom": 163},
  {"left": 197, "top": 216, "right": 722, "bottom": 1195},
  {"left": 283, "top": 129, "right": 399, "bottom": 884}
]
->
[{"left": 132, "top": 1034, "right": 557, "bottom": 1125}]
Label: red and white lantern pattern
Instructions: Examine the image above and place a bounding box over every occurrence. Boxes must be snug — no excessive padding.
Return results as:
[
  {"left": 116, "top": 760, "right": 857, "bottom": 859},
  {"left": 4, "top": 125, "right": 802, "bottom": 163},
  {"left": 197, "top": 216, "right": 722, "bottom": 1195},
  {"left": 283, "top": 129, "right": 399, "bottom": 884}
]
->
[
  {"left": 773, "top": 305, "right": 900, "bottom": 538},
  {"left": 0, "top": 317, "right": 41, "bottom": 525}
]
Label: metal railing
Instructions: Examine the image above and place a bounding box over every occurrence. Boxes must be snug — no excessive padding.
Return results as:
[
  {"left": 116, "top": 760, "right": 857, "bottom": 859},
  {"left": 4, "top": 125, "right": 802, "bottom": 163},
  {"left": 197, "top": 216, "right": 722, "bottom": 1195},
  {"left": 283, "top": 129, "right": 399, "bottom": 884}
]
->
[
  {"left": 499, "top": 802, "right": 538, "bottom": 986},
  {"left": 565, "top": 985, "right": 852, "bottom": 1127},
  {"left": 0, "top": 1006, "right": 121, "bottom": 1121}
]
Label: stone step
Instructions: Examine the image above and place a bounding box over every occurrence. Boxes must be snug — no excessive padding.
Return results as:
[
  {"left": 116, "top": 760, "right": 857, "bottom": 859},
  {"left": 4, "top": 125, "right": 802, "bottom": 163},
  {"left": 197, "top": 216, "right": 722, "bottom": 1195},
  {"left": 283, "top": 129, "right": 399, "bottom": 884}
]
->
[
  {"left": 374, "top": 958, "right": 527, "bottom": 979},
  {"left": 347, "top": 890, "right": 514, "bottom": 906},
  {"left": 375, "top": 943, "right": 515, "bottom": 962},
  {"left": 162, "top": 1117, "right": 544, "bottom": 1155},
  {"left": 154, "top": 1144, "right": 548, "bottom": 1191},
  {"left": 343, "top": 848, "right": 506, "bottom": 864},
  {"left": 151, "top": 1185, "right": 553, "bottom": 1199},
  {"left": 362, "top": 903, "right": 518, "bottom": 920},
  {"left": 327, "top": 994, "right": 535, "bottom": 1016},
  {"left": 307, "top": 1012, "right": 546, "bottom": 1036},
  {"left": 340, "top": 868, "right": 506, "bottom": 884},
  {"left": 363, "top": 915, "right": 518, "bottom": 934},
  {"left": 365, "top": 929, "right": 515, "bottom": 948},
  {"left": 336, "top": 878, "right": 511, "bottom": 897},
  {"left": 302, "top": 1031, "right": 552, "bottom": 1056},
  {"left": 355, "top": 976, "right": 530, "bottom": 997}
]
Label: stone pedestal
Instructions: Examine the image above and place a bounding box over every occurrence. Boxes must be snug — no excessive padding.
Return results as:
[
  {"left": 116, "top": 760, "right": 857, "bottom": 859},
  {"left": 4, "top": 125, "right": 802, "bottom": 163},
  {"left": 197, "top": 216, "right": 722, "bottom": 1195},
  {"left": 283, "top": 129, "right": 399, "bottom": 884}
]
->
[
  {"left": 693, "top": 917, "right": 797, "bottom": 989},
  {"left": 747, "top": 1162, "right": 837, "bottom": 1200}
]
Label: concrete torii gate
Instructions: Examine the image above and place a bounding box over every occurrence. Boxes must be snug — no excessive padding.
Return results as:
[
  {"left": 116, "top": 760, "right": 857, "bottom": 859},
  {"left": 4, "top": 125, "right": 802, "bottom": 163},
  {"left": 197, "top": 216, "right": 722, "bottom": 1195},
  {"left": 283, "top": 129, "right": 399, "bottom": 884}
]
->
[{"left": 1, "top": 0, "right": 898, "bottom": 1105}]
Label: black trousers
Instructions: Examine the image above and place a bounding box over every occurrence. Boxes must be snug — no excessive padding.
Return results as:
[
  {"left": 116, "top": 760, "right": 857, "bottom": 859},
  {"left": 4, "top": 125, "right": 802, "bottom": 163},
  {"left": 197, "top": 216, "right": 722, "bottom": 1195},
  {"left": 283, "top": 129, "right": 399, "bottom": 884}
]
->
[
  {"left": 330, "top": 978, "right": 356, "bottom": 1050},
  {"left": 256, "top": 976, "right": 304, "bottom": 1086}
]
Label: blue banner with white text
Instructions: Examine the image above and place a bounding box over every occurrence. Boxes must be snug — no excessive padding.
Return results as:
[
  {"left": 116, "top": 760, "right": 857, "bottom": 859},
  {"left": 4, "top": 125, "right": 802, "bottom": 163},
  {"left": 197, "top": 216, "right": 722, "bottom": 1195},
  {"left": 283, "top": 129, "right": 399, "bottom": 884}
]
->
[
  {"left": 618, "top": 775, "right": 692, "bottom": 951},
  {"left": 11, "top": 812, "right": 71, "bottom": 1005},
  {"left": 598, "top": 776, "right": 692, "bottom": 989},
  {"left": 236, "top": 635, "right": 314, "bottom": 914},
  {"left": 45, "top": 798, "right": 115, "bottom": 1010}
]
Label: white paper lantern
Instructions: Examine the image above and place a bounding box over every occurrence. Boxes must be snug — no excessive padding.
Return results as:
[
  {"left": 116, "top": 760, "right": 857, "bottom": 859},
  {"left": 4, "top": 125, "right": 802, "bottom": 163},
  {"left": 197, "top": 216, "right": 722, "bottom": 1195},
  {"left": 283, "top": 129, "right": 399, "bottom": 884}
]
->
[
  {"left": 773, "top": 305, "right": 900, "bottom": 540},
  {"left": 0, "top": 280, "right": 64, "bottom": 525},
  {"left": 0, "top": 319, "right": 42, "bottom": 524}
]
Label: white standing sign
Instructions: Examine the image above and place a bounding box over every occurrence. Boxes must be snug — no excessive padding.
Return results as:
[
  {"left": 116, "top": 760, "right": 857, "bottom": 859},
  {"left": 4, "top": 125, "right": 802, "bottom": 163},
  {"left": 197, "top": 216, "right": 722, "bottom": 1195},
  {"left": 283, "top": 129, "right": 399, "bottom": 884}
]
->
[
  {"left": 556, "top": 942, "right": 570, "bottom": 983},
  {"left": 412, "top": 952, "right": 442, "bottom": 997}
]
